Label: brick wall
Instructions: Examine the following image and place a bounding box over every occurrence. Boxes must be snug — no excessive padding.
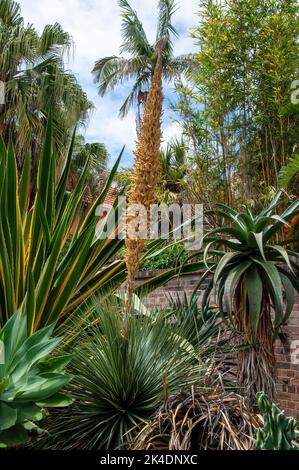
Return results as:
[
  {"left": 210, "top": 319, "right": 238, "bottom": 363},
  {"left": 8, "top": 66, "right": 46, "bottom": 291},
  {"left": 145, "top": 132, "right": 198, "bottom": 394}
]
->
[{"left": 136, "top": 270, "right": 299, "bottom": 418}]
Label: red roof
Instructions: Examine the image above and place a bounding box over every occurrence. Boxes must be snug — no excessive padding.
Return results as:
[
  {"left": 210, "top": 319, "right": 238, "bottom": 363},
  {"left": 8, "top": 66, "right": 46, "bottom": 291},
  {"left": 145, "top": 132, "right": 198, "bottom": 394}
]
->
[
  {"left": 66, "top": 173, "right": 119, "bottom": 207},
  {"left": 103, "top": 187, "right": 119, "bottom": 207}
]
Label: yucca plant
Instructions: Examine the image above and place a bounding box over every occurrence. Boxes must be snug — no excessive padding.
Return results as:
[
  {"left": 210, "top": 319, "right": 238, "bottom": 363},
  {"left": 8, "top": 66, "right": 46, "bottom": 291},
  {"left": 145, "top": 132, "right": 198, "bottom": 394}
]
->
[
  {"left": 38, "top": 297, "right": 205, "bottom": 450},
  {"left": 0, "top": 120, "right": 130, "bottom": 333},
  {"left": 200, "top": 191, "right": 299, "bottom": 404},
  {"left": 256, "top": 392, "right": 299, "bottom": 450},
  {"left": 164, "top": 291, "right": 225, "bottom": 351},
  {"left": 0, "top": 311, "right": 72, "bottom": 448}
]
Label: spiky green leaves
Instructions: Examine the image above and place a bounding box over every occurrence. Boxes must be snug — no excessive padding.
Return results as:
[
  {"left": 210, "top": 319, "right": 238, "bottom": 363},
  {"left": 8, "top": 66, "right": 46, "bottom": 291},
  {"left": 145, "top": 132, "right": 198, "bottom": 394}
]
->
[
  {"left": 256, "top": 392, "right": 299, "bottom": 450},
  {"left": 203, "top": 192, "right": 299, "bottom": 342},
  {"left": 279, "top": 154, "right": 299, "bottom": 188},
  {"left": 38, "top": 298, "right": 204, "bottom": 450},
  {"left": 0, "top": 120, "right": 127, "bottom": 333}
]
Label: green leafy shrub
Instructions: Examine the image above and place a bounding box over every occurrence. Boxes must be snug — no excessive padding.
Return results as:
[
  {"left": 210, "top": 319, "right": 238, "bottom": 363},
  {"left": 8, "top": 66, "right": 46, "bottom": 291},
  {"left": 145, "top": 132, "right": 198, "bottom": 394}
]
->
[
  {"left": 0, "top": 312, "right": 72, "bottom": 448},
  {"left": 141, "top": 243, "right": 189, "bottom": 271},
  {"left": 256, "top": 392, "right": 299, "bottom": 450}
]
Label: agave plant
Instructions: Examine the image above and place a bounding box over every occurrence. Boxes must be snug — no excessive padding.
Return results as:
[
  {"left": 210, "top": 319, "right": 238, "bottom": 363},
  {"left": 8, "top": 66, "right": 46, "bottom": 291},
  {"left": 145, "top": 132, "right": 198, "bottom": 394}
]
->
[
  {"left": 0, "top": 311, "right": 72, "bottom": 448},
  {"left": 256, "top": 392, "right": 299, "bottom": 450},
  {"left": 201, "top": 191, "right": 299, "bottom": 404},
  {"left": 38, "top": 297, "right": 205, "bottom": 450}
]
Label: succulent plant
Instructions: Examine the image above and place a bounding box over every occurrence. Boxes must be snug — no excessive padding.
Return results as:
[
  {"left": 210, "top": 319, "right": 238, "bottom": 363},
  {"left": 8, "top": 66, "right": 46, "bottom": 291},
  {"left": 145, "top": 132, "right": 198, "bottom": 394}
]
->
[
  {"left": 0, "top": 311, "right": 72, "bottom": 448},
  {"left": 256, "top": 392, "right": 299, "bottom": 450}
]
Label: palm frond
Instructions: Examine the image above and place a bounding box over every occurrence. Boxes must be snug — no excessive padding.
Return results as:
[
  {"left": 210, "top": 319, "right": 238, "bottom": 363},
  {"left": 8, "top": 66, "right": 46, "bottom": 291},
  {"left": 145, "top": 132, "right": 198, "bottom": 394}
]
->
[
  {"left": 93, "top": 55, "right": 150, "bottom": 97},
  {"left": 0, "top": 3, "right": 90, "bottom": 160},
  {"left": 39, "top": 22, "right": 72, "bottom": 57},
  {"left": 156, "top": 0, "right": 178, "bottom": 54},
  {"left": 279, "top": 154, "right": 299, "bottom": 188},
  {"left": 0, "top": 0, "right": 22, "bottom": 27},
  {"left": 119, "top": 0, "right": 153, "bottom": 57},
  {"left": 118, "top": 72, "right": 151, "bottom": 118},
  {"left": 163, "top": 53, "right": 197, "bottom": 80}
]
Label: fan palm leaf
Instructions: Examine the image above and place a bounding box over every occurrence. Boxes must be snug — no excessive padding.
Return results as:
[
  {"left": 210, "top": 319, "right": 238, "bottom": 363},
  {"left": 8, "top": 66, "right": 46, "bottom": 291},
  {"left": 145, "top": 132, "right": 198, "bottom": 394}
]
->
[{"left": 0, "top": 0, "right": 91, "bottom": 164}]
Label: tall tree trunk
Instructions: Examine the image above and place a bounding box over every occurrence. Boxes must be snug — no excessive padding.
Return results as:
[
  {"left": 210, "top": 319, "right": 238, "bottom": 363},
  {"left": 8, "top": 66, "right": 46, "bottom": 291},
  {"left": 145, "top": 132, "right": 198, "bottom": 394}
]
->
[{"left": 235, "top": 283, "right": 276, "bottom": 407}]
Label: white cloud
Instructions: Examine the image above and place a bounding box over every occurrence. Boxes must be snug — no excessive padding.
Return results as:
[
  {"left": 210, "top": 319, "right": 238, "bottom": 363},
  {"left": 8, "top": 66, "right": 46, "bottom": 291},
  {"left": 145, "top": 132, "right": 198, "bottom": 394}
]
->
[
  {"left": 17, "top": 0, "right": 198, "bottom": 165},
  {"left": 162, "top": 121, "right": 182, "bottom": 148}
]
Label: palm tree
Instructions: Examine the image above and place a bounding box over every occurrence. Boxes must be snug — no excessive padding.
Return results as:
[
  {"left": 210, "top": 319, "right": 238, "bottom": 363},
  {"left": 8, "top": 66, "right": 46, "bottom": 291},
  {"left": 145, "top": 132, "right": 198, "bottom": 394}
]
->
[
  {"left": 72, "top": 135, "right": 109, "bottom": 176},
  {"left": 0, "top": 0, "right": 92, "bottom": 168},
  {"left": 92, "top": 0, "right": 195, "bottom": 123},
  {"left": 70, "top": 135, "right": 109, "bottom": 196},
  {"left": 160, "top": 138, "right": 187, "bottom": 197}
]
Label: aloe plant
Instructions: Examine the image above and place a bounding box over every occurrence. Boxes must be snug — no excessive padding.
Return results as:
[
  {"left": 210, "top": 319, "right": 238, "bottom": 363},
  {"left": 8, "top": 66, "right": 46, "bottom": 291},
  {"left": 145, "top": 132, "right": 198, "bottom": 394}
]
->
[
  {"left": 256, "top": 392, "right": 299, "bottom": 450},
  {"left": 0, "top": 311, "right": 72, "bottom": 448},
  {"left": 200, "top": 191, "right": 299, "bottom": 404}
]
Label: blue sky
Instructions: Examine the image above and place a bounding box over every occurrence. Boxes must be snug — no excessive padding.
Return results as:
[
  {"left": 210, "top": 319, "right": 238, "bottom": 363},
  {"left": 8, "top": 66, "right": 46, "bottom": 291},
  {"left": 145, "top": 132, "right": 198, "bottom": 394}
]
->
[{"left": 18, "top": 0, "right": 198, "bottom": 166}]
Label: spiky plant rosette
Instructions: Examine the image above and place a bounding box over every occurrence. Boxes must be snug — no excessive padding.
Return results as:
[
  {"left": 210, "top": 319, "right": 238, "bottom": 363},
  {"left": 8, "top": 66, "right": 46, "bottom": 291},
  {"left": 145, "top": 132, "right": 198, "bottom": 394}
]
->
[
  {"left": 125, "top": 51, "right": 163, "bottom": 297},
  {"left": 256, "top": 392, "right": 299, "bottom": 450},
  {"left": 38, "top": 298, "right": 206, "bottom": 450},
  {"left": 200, "top": 191, "right": 299, "bottom": 404}
]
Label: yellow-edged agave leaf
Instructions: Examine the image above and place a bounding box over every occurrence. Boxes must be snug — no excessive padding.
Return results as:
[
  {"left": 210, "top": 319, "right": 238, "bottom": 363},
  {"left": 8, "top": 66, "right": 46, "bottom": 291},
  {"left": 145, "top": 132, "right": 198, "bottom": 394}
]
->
[{"left": 0, "top": 119, "right": 130, "bottom": 332}]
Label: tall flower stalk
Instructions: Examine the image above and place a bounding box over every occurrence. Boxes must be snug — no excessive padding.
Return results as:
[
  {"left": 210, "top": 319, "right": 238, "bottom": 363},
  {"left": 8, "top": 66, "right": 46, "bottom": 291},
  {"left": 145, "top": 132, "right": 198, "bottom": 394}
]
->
[{"left": 125, "top": 51, "right": 163, "bottom": 299}]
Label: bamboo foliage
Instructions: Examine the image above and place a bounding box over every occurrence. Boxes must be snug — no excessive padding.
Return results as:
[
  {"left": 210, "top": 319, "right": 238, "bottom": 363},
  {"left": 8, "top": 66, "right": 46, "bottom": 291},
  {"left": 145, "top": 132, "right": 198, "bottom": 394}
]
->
[
  {"left": 125, "top": 52, "right": 163, "bottom": 296},
  {"left": 187, "top": 0, "right": 299, "bottom": 205}
]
